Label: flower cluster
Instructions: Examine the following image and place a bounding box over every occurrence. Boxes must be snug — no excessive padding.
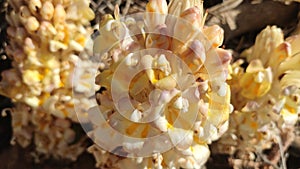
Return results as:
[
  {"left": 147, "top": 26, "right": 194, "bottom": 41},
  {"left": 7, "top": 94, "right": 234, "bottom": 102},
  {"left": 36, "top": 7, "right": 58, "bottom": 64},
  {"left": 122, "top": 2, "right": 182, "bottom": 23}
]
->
[
  {"left": 88, "top": 0, "right": 232, "bottom": 168},
  {"left": 214, "top": 26, "right": 300, "bottom": 165},
  {"left": 1, "top": 0, "right": 95, "bottom": 160}
]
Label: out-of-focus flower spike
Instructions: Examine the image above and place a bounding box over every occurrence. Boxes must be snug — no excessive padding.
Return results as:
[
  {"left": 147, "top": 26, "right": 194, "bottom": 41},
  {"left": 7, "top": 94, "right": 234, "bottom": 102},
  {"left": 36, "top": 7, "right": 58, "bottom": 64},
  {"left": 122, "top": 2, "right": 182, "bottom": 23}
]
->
[
  {"left": 248, "top": 26, "right": 284, "bottom": 66},
  {"left": 2, "top": 0, "right": 95, "bottom": 160}
]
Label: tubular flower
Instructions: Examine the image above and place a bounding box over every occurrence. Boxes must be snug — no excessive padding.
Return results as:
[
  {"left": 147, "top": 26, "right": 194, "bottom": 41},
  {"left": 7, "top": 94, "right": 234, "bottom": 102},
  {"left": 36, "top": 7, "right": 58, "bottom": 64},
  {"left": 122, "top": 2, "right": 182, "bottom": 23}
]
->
[
  {"left": 1, "top": 0, "right": 95, "bottom": 160},
  {"left": 88, "top": 0, "right": 232, "bottom": 168},
  {"left": 214, "top": 26, "right": 300, "bottom": 165}
]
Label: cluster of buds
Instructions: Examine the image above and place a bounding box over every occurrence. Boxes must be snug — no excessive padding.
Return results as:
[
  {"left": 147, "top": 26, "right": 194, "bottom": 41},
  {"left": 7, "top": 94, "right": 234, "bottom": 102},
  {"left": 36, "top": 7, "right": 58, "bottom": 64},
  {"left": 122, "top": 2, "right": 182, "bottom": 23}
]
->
[
  {"left": 214, "top": 26, "right": 300, "bottom": 166},
  {"left": 1, "top": 0, "right": 95, "bottom": 160},
  {"left": 88, "top": 0, "right": 233, "bottom": 168}
]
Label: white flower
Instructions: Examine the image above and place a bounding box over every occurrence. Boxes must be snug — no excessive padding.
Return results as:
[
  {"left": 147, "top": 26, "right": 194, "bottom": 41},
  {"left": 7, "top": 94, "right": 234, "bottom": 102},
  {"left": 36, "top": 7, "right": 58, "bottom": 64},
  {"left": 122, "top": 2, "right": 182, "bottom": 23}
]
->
[{"left": 89, "top": 0, "right": 232, "bottom": 168}]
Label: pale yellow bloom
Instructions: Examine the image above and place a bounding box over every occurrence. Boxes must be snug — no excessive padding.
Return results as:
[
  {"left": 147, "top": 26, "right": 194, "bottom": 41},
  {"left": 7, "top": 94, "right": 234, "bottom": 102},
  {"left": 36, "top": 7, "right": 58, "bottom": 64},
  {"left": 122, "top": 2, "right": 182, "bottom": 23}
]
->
[{"left": 90, "top": 0, "right": 232, "bottom": 168}]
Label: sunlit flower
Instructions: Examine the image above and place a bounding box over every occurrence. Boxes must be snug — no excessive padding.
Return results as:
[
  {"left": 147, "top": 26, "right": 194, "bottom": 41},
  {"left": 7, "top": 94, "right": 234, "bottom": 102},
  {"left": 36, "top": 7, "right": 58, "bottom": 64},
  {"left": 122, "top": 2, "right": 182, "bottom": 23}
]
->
[{"left": 89, "top": 0, "right": 232, "bottom": 168}]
